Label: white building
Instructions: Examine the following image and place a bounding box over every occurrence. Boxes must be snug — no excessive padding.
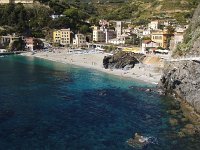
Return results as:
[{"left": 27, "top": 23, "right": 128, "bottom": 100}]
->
[
  {"left": 142, "top": 40, "right": 159, "bottom": 54},
  {"left": 73, "top": 34, "right": 86, "bottom": 47},
  {"left": 143, "top": 29, "right": 151, "bottom": 36},
  {"left": 93, "top": 26, "right": 105, "bottom": 42},
  {"left": 115, "top": 21, "right": 123, "bottom": 38},
  {"left": 108, "top": 33, "right": 130, "bottom": 45},
  {"left": 108, "top": 37, "right": 126, "bottom": 45},
  {"left": 148, "top": 20, "right": 160, "bottom": 30}
]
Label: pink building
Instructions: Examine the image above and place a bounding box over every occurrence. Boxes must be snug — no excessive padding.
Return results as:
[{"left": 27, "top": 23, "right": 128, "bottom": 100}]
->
[{"left": 24, "top": 37, "right": 44, "bottom": 51}]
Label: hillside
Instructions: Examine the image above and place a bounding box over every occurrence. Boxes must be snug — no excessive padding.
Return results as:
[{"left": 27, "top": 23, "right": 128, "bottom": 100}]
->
[
  {"left": 174, "top": 4, "right": 200, "bottom": 56},
  {"left": 38, "top": 0, "right": 200, "bottom": 24},
  {"left": 90, "top": 0, "right": 200, "bottom": 24},
  {"left": 0, "top": 0, "right": 199, "bottom": 37}
]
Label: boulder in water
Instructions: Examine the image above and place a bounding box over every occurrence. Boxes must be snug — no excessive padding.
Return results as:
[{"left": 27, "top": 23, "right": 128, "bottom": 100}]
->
[{"left": 127, "top": 133, "right": 149, "bottom": 149}]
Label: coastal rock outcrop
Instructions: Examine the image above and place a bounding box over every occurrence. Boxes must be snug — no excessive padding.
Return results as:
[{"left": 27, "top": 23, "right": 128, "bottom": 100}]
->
[
  {"left": 159, "top": 61, "right": 200, "bottom": 114},
  {"left": 159, "top": 4, "right": 200, "bottom": 130},
  {"left": 103, "top": 52, "right": 143, "bottom": 69}
]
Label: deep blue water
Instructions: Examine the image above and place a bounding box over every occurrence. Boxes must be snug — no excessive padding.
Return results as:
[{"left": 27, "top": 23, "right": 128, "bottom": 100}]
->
[{"left": 0, "top": 55, "right": 199, "bottom": 150}]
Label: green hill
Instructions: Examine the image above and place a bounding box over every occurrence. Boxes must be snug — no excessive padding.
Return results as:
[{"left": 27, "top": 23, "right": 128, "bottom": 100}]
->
[{"left": 89, "top": 0, "right": 200, "bottom": 24}]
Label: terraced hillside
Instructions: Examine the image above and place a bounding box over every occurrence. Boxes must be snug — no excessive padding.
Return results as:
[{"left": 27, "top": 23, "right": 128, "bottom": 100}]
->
[{"left": 87, "top": 0, "right": 200, "bottom": 24}]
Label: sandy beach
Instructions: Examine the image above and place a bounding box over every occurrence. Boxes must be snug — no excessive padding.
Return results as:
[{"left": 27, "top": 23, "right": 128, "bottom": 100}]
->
[{"left": 21, "top": 50, "right": 162, "bottom": 84}]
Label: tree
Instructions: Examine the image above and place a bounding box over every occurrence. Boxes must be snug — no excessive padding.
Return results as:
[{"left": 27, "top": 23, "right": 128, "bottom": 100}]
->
[
  {"left": 80, "top": 25, "right": 90, "bottom": 34},
  {"left": 10, "top": 38, "right": 26, "bottom": 51}
]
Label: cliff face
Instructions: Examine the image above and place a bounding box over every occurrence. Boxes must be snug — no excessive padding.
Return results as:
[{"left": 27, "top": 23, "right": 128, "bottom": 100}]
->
[
  {"left": 159, "top": 4, "right": 200, "bottom": 116},
  {"left": 159, "top": 61, "right": 200, "bottom": 114}
]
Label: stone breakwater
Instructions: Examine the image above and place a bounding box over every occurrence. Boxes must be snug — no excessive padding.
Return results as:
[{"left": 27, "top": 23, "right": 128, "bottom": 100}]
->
[{"left": 158, "top": 60, "right": 200, "bottom": 132}]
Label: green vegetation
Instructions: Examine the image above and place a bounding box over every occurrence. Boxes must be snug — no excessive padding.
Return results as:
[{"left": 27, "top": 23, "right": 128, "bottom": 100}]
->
[
  {"left": 173, "top": 3, "right": 200, "bottom": 57},
  {"left": 9, "top": 38, "right": 26, "bottom": 51},
  {"left": 0, "top": 0, "right": 199, "bottom": 38},
  {"left": 0, "top": 3, "right": 51, "bottom": 37}
]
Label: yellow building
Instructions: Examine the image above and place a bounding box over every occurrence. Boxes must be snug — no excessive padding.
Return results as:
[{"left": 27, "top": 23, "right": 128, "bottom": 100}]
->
[
  {"left": 151, "top": 30, "right": 171, "bottom": 48},
  {"left": 123, "top": 47, "right": 141, "bottom": 53},
  {"left": 53, "top": 29, "right": 71, "bottom": 46}
]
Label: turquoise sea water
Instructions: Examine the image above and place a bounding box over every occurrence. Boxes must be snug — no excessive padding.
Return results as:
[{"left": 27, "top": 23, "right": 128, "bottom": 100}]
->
[{"left": 0, "top": 55, "right": 199, "bottom": 150}]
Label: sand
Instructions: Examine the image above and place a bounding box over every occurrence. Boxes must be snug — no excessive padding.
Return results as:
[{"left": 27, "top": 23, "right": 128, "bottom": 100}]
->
[{"left": 21, "top": 50, "right": 162, "bottom": 84}]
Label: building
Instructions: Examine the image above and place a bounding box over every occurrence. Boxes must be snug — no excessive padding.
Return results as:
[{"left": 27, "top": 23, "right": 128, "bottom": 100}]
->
[
  {"left": 151, "top": 30, "right": 172, "bottom": 48},
  {"left": 170, "top": 30, "right": 185, "bottom": 50},
  {"left": 148, "top": 20, "right": 160, "bottom": 30},
  {"left": 108, "top": 33, "right": 131, "bottom": 45},
  {"left": 105, "top": 29, "right": 116, "bottom": 43},
  {"left": 108, "top": 36, "right": 126, "bottom": 45},
  {"left": 51, "top": 14, "right": 65, "bottom": 20},
  {"left": 93, "top": 26, "right": 105, "bottom": 42},
  {"left": 0, "top": 34, "right": 23, "bottom": 46},
  {"left": 99, "top": 19, "right": 109, "bottom": 27},
  {"left": 53, "top": 29, "right": 71, "bottom": 46},
  {"left": 0, "top": 0, "right": 33, "bottom": 4},
  {"left": 143, "top": 29, "right": 151, "bottom": 36},
  {"left": 24, "top": 37, "right": 44, "bottom": 51},
  {"left": 115, "top": 21, "right": 123, "bottom": 38},
  {"left": 73, "top": 34, "right": 86, "bottom": 47},
  {"left": 142, "top": 40, "right": 159, "bottom": 54}
]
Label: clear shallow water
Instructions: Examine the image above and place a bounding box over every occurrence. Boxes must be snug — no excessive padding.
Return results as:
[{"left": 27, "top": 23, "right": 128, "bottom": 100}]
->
[{"left": 0, "top": 56, "right": 199, "bottom": 150}]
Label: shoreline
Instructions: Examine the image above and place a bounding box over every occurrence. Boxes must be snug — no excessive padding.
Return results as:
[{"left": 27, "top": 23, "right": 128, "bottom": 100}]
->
[{"left": 21, "top": 50, "right": 162, "bottom": 85}]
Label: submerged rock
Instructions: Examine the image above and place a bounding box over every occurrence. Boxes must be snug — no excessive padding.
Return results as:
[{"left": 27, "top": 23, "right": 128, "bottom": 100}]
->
[
  {"left": 180, "top": 124, "right": 197, "bottom": 136},
  {"left": 127, "top": 133, "right": 149, "bottom": 149},
  {"left": 169, "top": 118, "right": 179, "bottom": 126}
]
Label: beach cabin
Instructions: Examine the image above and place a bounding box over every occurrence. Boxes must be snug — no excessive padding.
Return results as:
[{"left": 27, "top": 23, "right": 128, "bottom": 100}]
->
[{"left": 0, "top": 49, "right": 7, "bottom": 53}]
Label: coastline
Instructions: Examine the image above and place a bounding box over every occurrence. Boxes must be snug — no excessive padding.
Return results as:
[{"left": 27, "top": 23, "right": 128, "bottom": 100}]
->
[{"left": 21, "top": 50, "right": 162, "bottom": 85}]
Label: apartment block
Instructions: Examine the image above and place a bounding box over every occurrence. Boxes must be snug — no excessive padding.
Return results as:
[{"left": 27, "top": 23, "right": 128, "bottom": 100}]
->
[
  {"left": 53, "top": 29, "right": 71, "bottom": 46},
  {"left": 73, "top": 34, "right": 86, "bottom": 47},
  {"left": 93, "top": 26, "right": 105, "bottom": 42}
]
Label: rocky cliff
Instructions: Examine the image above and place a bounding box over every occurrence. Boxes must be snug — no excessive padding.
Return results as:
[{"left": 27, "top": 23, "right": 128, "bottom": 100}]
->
[
  {"left": 159, "top": 4, "right": 200, "bottom": 126},
  {"left": 159, "top": 60, "right": 200, "bottom": 114}
]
